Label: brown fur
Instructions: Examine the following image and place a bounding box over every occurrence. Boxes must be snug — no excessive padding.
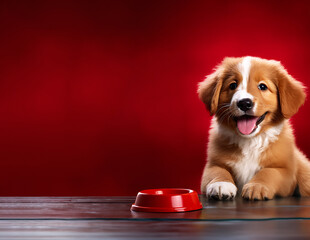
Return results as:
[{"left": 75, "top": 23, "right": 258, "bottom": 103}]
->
[{"left": 198, "top": 56, "right": 310, "bottom": 200}]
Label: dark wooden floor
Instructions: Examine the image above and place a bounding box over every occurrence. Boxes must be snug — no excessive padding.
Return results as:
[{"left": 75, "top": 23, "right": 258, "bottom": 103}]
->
[{"left": 0, "top": 196, "right": 309, "bottom": 239}]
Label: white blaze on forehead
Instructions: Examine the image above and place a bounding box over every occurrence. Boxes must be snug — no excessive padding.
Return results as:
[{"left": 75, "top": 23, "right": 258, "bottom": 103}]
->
[
  {"left": 231, "top": 56, "right": 253, "bottom": 104},
  {"left": 238, "top": 56, "right": 252, "bottom": 90}
]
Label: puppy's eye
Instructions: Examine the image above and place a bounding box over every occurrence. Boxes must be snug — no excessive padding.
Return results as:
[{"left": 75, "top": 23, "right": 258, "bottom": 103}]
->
[
  {"left": 229, "top": 82, "right": 237, "bottom": 90},
  {"left": 258, "top": 83, "right": 268, "bottom": 91}
]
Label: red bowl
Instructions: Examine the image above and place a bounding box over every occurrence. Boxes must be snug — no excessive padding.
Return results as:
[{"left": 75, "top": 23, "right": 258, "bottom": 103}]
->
[{"left": 131, "top": 188, "right": 203, "bottom": 212}]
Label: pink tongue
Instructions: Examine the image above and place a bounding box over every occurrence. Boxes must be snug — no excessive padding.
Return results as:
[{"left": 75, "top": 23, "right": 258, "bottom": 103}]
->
[{"left": 237, "top": 117, "right": 259, "bottom": 135}]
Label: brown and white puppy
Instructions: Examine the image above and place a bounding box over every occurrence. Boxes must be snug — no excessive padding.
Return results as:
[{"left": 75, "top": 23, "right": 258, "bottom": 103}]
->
[{"left": 198, "top": 56, "right": 310, "bottom": 201}]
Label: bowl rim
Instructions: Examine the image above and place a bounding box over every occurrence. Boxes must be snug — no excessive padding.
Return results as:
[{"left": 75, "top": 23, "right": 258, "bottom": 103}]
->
[{"left": 138, "top": 188, "right": 194, "bottom": 196}]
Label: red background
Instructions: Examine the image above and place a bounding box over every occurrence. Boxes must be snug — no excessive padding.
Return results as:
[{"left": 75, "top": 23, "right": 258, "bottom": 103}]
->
[{"left": 0, "top": 0, "right": 309, "bottom": 196}]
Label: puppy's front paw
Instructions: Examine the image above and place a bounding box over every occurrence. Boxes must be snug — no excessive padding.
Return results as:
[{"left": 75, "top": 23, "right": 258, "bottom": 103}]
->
[
  {"left": 206, "top": 182, "right": 237, "bottom": 200},
  {"left": 242, "top": 183, "right": 274, "bottom": 201}
]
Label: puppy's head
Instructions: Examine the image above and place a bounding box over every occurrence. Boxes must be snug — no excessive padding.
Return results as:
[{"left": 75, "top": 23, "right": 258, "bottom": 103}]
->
[{"left": 198, "top": 56, "right": 306, "bottom": 137}]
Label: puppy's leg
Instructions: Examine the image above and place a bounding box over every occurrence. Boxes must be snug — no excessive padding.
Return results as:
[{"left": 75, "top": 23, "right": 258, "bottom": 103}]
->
[
  {"left": 296, "top": 151, "right": 310, "bottom": 196},
  {"left": 242, "top": 168, "right": 296, "bottom": 200},
  {"left": 201, "top": 165, "right": 237, "bottom": 200}
]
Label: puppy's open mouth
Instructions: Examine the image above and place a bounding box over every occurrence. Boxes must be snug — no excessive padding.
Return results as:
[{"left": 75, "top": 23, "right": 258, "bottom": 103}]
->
[{"left": 234, "top": 112, "right": 268, "bottom": 135}]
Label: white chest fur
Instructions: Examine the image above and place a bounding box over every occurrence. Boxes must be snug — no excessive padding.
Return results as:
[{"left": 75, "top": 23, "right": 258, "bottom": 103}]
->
[
  {"left": 228, "top": 141, "right": 262, "bottom": 190},
  {"left": 213, "top": 119, "right": 284, "bottom": 190}
]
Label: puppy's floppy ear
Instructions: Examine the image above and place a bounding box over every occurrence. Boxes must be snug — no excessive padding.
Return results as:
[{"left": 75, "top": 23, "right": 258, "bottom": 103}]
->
[
  {"left": 198, "top": 67, "right": 223, "bottom": 116},
  {"left": 274, "top": 61, "right": 306, "bottom": 119}
]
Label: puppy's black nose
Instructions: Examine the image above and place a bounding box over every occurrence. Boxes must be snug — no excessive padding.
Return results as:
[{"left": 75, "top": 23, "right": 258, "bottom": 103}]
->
[{"left": 237, "top": 98, "right": 253, "bottom": 112}]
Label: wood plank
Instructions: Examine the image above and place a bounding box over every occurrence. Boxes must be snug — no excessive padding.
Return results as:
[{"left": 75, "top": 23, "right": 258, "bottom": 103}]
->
[
  {"left": 0, "top": 196, "right": 308, "bottom": 220},
  {"left": 0, "top": 197, "right": 308, "bottom": 239},
  {"left": 0, "top": 220, "right": 308, "bottom": 240}
]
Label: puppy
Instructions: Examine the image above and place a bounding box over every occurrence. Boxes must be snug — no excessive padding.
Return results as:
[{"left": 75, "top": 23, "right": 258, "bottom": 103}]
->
[{"left": 198, "top": 56, "right": 310, "bottom": 200}]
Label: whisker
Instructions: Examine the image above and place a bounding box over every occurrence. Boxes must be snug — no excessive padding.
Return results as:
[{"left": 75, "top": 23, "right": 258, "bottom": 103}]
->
[
  {"left": 218, "top": 109, "right": 231, "bottom": 125},
  {"left": 215, "top": 103, "right": 230, "bottom": 115},
  {"left": 215, "top": 104, "right": 231, "bottom": 125}
]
